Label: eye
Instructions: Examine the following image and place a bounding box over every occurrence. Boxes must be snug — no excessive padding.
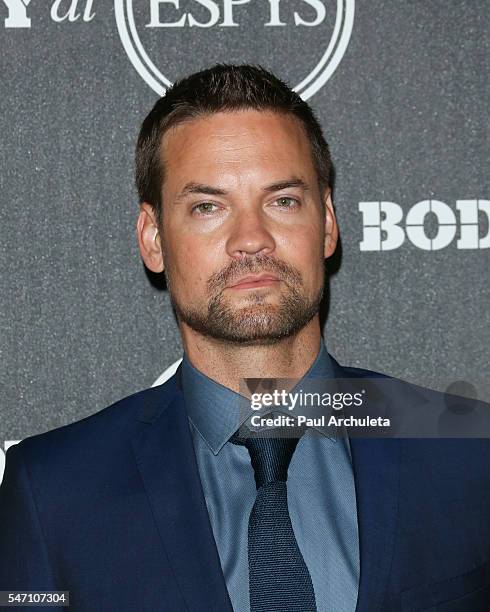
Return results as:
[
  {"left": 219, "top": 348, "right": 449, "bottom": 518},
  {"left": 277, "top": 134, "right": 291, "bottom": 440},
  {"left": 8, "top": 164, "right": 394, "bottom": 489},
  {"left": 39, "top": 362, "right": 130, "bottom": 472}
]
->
[
  {"left": 273, "top": 196, "right": 300, "bottom": 209},
  {"left": 192, "top": 202, "right": 220, "bottom": 215}
]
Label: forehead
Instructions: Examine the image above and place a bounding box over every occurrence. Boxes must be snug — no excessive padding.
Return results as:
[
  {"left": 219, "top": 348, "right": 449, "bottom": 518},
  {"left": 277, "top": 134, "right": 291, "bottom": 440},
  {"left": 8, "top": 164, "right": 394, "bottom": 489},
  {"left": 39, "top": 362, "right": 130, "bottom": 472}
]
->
[{"left": 159, "top": 110, "right": 317, "bottom": 192}]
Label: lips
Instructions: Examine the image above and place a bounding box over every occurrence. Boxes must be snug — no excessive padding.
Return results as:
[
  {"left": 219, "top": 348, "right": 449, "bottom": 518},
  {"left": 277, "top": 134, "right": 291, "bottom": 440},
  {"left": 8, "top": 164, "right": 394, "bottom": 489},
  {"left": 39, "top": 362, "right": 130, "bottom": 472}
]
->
[{"left": 229, "top": 274, "right": 280, "bottom": 288}]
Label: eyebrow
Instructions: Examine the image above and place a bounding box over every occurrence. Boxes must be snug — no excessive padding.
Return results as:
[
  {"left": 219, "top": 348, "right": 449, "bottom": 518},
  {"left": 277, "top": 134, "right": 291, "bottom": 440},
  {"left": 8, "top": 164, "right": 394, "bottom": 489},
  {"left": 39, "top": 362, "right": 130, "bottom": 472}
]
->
[
  {"left": 174, "top": 177, "right": 309, "bottom": 201},
  {"left": 263, "top": 178, "right": 310, "bottom": 193}
]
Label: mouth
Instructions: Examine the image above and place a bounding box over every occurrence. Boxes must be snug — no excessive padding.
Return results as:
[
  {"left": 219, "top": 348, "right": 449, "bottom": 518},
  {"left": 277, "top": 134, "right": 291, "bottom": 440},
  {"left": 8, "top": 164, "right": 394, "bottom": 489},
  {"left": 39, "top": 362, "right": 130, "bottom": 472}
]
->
[{"left": 228, "top": 274, "right": 281, "bottom": 290}]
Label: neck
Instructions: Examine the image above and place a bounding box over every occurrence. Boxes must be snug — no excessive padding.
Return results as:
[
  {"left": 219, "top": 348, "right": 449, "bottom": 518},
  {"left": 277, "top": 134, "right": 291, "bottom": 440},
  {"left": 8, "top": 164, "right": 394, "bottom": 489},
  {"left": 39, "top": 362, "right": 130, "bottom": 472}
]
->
[{"left": 180, "top": 317, "right": 322, "bottom": 394}]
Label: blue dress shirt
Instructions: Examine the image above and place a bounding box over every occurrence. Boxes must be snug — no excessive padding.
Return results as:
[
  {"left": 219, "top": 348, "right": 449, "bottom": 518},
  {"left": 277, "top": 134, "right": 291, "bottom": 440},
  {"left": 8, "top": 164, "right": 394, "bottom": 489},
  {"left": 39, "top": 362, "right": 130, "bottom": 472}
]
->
[{"left": 181, "top": 338, "right": 360, "bottom": 612}]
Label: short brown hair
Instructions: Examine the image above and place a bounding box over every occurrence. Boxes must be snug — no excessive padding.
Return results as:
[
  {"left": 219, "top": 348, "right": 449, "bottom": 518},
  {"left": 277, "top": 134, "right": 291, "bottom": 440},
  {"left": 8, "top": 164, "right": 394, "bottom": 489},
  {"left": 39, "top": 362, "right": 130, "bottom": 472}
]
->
[{"left": 135, "top": 64, "right": 332, "bottom": 225}]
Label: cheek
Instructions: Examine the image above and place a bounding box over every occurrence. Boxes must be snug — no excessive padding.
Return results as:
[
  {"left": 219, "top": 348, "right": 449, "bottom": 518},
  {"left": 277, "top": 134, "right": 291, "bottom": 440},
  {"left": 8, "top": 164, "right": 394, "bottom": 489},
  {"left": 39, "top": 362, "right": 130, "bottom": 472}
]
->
[
  {"left": 288, "top": 237, "right": 325, "bottom": 291},
  {"left": 172, "top": 240, "right": 217, "bottom": 289},
  {"left": 286, "top": 226, "right": 324, "bottom": 263}
]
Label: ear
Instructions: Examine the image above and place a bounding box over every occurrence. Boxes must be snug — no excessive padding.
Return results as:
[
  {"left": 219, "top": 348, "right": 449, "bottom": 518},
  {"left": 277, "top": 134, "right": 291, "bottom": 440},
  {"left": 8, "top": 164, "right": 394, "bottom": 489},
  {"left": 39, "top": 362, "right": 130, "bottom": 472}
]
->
[
  {"left": 136, "top": 203, "right": 165, "bottom": 273},
  {"left": 323, "top": 189, "right": 338, "bottom": 259}
]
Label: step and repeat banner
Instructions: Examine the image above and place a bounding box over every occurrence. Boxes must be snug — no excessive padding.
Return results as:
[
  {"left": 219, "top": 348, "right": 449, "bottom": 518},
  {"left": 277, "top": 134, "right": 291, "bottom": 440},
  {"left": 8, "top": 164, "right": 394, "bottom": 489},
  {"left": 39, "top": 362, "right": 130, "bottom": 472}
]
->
[{"left": 1, "top": 1, "right": 489, "bottom": 480}]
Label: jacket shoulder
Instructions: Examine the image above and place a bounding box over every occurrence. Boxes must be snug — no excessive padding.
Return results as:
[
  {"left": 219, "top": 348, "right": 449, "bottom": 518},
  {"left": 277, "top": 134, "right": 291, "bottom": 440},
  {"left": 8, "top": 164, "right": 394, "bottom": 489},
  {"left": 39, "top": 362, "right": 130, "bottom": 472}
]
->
[{"left": 8, "top": 374, "right": 180, "bottom": 471}]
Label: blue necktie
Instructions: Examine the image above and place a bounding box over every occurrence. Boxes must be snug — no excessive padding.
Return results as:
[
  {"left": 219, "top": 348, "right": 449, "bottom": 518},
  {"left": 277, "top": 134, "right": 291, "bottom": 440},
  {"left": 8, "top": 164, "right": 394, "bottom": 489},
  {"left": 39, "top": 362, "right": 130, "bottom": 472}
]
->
[{"left": 231, "top": 426, "right": 318, "bottom": 612}]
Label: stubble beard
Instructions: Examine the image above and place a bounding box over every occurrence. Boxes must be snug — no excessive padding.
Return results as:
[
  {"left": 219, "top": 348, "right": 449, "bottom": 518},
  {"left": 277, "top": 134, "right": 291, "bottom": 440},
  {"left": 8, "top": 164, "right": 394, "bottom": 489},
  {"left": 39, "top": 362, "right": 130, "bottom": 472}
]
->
[{"left": 165, "top": 256, "right": 325, "bottom": 346}]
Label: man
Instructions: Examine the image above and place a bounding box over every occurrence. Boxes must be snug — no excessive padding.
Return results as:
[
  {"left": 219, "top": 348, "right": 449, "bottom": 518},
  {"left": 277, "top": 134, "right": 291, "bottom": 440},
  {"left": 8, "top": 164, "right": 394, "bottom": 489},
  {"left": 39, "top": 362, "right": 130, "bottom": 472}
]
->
[{"left": 0, "top": 64, "right": 489, "bottom": 611}]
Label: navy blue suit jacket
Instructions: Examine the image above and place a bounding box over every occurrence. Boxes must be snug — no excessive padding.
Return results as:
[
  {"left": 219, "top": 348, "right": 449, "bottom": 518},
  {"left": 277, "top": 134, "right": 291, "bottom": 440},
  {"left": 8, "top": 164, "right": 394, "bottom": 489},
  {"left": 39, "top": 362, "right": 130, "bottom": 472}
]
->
[{"left": 1, "top": 356, "right": 490, "bottom": 611}]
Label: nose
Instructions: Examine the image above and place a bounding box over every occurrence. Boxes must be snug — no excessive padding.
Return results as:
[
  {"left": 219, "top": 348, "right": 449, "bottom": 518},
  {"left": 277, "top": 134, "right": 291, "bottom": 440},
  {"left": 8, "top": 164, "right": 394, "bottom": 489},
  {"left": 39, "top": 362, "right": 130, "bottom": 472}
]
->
[{"left": 226, "top": 207, "right": 276, "bottom": 259}]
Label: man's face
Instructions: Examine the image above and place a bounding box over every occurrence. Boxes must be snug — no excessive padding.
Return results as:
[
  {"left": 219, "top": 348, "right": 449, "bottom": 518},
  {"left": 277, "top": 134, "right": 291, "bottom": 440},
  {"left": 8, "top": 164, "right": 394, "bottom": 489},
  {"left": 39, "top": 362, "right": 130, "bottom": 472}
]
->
[{"left": 140, "top": 110, "right": 337, "bottom": 346}]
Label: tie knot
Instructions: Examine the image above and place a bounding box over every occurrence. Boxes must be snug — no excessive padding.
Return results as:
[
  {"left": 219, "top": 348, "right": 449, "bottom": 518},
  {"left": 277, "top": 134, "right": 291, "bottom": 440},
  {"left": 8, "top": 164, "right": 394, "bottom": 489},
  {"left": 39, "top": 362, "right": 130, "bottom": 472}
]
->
[{"left": 231, "top": 425, "right": 304, "bottom": 489}]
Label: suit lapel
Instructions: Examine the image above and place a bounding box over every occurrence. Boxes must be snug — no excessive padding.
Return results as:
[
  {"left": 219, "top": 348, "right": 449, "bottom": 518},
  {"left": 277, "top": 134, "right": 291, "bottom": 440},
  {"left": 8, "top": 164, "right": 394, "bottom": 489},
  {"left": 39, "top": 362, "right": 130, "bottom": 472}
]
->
[
  {"left": 330, "top": 356, "right": 400, "bottom": 612},
  {"left": 131, "top": 368, "right": 233, "bottom": 612}
]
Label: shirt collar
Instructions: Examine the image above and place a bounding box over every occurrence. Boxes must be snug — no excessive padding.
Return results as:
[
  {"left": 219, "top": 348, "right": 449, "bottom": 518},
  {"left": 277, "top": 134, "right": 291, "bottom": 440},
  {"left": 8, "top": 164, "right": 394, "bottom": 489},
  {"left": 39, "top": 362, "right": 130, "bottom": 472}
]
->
[{"left": 182, "top": 337, "right": 338, "bottom": 455}]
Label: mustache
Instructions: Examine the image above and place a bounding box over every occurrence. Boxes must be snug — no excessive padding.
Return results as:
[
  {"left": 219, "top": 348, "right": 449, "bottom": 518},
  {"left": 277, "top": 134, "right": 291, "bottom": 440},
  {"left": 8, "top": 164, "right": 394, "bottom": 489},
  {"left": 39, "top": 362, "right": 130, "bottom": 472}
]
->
[{"left": 207, "top": 254, "right": 303, "bottom": 294}]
